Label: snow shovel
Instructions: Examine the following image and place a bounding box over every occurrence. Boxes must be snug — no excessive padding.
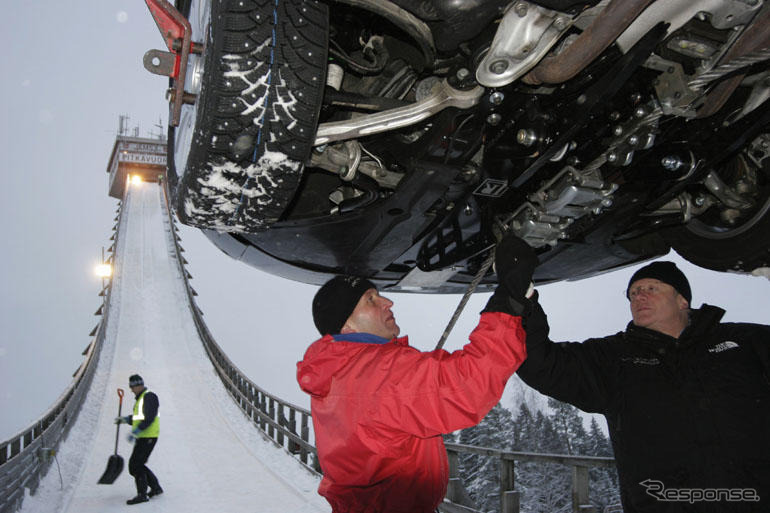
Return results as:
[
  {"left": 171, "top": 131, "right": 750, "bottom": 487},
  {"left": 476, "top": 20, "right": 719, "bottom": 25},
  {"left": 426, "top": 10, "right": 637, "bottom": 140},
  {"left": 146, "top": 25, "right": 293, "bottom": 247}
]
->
[{"left": 98, "top": 388, "right": 125, "bottom": 484}]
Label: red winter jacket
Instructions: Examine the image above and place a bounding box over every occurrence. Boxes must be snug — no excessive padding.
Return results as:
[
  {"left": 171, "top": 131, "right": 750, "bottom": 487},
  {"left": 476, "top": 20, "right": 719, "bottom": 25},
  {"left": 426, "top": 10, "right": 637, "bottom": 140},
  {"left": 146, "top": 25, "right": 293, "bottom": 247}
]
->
[{"left": 296, "top": 312, "right": 527, "bottom": 513}]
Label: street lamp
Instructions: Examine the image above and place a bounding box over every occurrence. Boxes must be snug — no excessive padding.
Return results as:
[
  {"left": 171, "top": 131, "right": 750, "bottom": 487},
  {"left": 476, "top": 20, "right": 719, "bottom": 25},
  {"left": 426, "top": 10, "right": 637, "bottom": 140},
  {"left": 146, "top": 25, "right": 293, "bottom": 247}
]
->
[
  {"left": 95, "top": 246, "right": 113, "bottom": 291},
  {"left": 95, "top": 263, "right": 112, "bottom": 279}
]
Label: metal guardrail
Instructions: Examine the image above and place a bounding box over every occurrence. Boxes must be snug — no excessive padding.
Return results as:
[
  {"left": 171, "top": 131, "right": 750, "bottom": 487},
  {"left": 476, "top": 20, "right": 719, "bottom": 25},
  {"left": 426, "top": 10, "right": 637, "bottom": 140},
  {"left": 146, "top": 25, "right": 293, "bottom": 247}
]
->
[
  {"left": 444, "top": 443, "right": 616, "bottom": 513},
  {"left": 0, "top": 205, "right": 122, "bottom": 513},
  {"left": 157, "top": 182, "right": 320, "bottom": 474}
]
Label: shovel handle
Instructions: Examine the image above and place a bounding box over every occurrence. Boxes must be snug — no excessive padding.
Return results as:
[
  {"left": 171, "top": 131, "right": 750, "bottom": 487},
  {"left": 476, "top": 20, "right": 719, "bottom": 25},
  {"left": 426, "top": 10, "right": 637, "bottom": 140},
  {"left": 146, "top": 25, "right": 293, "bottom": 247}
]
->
[{"left": 114, "top": 388, "right": 125, "bottom": 455}]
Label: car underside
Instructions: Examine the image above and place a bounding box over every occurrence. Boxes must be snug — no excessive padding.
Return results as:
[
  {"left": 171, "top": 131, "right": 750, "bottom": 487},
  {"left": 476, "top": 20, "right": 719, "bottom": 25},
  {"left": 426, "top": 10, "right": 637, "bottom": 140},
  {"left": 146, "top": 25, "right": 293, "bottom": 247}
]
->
[{"left": 144, "top": 0, "right": 770, "bottom": 292}]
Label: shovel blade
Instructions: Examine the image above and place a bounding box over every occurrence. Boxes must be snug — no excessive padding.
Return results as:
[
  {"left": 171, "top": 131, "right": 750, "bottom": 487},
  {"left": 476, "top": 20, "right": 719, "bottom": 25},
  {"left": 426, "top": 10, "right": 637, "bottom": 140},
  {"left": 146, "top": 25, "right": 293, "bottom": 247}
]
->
[{"left": 97, "top": 454, "right": 124, "bottom": 484}]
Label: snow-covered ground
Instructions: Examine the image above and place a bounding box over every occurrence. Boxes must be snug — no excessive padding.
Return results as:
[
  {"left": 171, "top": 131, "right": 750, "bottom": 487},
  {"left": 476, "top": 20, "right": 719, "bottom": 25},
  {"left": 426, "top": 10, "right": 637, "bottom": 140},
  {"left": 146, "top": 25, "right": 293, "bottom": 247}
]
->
[{"left": 21, "top": 183, "right": 329, "bottom": 513}]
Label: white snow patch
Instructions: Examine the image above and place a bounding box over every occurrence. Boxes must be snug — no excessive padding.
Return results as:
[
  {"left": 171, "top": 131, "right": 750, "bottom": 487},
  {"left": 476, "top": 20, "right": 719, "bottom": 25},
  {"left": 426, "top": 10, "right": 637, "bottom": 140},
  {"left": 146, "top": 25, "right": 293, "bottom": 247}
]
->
[
  {"left": 270, "top": 70, "right": 299, "bottom": 124},
  {"left": 196, "top": 152, "right": 299, "bottom": 202},
  {"left": 115, "top": 11, "right": 128, "bottom": 23}
]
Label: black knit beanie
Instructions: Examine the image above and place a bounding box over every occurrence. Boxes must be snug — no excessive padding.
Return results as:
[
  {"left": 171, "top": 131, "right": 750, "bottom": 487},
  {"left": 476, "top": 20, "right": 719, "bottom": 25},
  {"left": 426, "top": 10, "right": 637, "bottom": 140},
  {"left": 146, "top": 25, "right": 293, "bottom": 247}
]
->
[
  {"left": 626, "top": 261, "right": 692, "bottom": 303},
  {"left": 312, "top": 276, "right": 376, "bottom": 335},
  {"left": 128, "top": 374, "right": 144, "bottom": 387}
]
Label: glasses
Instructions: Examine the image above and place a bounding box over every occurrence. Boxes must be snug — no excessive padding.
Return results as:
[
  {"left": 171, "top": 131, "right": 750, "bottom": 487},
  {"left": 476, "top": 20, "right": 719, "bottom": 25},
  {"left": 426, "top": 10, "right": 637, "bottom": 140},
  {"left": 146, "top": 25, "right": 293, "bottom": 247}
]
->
[{"left": 627, "top": 283, "right": 662, "bottom": 301}]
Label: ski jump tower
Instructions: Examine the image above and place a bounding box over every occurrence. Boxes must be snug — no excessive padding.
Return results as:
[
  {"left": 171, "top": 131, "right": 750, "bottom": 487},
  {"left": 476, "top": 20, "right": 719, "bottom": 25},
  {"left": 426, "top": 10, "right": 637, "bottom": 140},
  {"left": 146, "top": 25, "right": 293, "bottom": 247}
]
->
[{"left": 105, "top": 116, "right": 167, "bottom": 198}]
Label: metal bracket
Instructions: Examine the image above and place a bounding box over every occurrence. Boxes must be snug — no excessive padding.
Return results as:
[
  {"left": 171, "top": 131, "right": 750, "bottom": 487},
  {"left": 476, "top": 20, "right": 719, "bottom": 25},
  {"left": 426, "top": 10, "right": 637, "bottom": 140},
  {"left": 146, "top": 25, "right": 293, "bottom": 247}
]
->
[
  {"left": 142, "top": 0, "right": 202, "bottom": 126},
  {"left": 143, "top": 49, "right": 178, "bottom": 77},
  {"left": 647, "top": 56, "right": 699, "bottom": 117},
  {"left": 476, "top": 1, "right": 573, "bottom": 88}
]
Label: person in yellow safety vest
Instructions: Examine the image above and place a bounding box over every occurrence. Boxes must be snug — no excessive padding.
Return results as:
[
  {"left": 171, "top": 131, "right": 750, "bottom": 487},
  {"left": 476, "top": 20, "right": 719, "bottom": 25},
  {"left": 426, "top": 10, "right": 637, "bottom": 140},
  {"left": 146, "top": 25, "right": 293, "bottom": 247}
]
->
[{"left": 115, "top": 374, "right": 162, "bottom": 505}]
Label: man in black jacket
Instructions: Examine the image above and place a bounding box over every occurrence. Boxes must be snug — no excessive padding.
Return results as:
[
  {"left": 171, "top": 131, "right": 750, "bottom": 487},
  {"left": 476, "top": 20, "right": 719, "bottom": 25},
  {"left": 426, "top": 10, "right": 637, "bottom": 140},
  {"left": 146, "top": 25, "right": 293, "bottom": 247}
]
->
[
  {"left": 515, "top": 260, "right": 770, "bottom": 512},
  {"left": 115, "top": 374, "right": 163, "bottom": 505}
]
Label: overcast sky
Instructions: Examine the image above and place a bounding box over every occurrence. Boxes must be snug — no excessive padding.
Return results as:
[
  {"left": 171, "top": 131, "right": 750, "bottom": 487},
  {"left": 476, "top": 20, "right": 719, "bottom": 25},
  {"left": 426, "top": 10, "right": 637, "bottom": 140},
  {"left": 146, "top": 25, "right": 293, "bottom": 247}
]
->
[{"left": 0, "top": 1, "right": 767, "bottom": 440}]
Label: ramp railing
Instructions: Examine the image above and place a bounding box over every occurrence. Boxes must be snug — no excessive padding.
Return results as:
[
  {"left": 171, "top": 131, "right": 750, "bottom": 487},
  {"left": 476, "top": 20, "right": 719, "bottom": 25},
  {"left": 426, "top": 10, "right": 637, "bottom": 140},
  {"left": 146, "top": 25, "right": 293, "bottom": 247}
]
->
[
  {"left": 0, "top": 204, "right": 124, "bottom": 513},
  {"left": 443, "top": 443, "right": 616, "bottom": 513},
  {"left": 158, "top": 183, "right": 320, "bottom": 475}
]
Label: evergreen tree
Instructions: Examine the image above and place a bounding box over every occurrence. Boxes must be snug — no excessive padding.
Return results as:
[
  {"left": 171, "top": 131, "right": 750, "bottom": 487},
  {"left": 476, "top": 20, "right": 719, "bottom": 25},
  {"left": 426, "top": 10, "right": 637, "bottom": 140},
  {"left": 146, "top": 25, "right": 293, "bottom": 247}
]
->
[
  {"left": 512, "top": 402, "right": 535, "bottom": 451},
  {"left": 457, "top": 403, "right": 515, "bottom": 512},
  {"left": 547, "top": 396, "right": 589, "bottom": 455},
  {"left": 586, "top": 417, "right": 622, "bottom": 511},
  {"left": 587, "top": 417, "right": 611, "bottom": 456},
  {"left": 529, "top": 410, "right": 571, "bottom": 513}
]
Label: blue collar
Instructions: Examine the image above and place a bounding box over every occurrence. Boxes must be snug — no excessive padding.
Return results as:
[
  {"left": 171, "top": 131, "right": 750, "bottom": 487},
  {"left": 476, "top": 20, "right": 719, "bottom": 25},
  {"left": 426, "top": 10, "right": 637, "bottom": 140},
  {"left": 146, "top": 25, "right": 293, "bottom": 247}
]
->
[{"left": 332, "top": 333, "right": 391, "bottom": 344}]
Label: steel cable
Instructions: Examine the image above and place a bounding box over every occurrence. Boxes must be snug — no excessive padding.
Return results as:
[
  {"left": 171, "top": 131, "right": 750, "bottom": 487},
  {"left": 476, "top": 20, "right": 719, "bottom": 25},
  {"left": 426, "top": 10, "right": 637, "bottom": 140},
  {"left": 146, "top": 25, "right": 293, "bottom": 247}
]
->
[
  {"left": 435, "top": 249, "right": 496, "bottom": 350},
  {"left": 688, "top": 47, "right": 770, "bottom": 89}
]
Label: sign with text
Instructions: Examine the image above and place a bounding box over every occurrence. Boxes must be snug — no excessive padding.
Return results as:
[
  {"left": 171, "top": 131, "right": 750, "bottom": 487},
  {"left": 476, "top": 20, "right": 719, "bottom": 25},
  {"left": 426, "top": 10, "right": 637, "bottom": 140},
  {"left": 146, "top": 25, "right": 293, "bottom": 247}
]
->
[{"left": 117, "top": 141, "right": 166, "bottom": 166}]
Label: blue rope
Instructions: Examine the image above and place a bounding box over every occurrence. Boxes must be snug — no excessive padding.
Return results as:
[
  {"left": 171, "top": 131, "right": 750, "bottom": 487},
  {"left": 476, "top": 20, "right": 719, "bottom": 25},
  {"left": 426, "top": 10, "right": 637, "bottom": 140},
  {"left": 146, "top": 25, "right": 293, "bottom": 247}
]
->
[{"left": 230, "top": 0, "right": 280, "bottom": 223}]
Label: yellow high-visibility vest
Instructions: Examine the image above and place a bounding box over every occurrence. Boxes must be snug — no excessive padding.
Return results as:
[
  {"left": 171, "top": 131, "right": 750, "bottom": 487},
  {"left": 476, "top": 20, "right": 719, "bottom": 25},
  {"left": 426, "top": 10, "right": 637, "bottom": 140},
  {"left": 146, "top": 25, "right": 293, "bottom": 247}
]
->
[{"left": 132, "top": 389, "right": 160, "bottom": 438}]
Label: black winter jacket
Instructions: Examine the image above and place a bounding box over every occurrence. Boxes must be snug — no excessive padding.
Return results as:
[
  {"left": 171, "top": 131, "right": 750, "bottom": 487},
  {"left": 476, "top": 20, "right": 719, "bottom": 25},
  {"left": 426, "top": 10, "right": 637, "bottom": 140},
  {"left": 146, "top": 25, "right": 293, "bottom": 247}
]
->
[{"left": 517, "top": 303, "right": 770, "bottom": 512}]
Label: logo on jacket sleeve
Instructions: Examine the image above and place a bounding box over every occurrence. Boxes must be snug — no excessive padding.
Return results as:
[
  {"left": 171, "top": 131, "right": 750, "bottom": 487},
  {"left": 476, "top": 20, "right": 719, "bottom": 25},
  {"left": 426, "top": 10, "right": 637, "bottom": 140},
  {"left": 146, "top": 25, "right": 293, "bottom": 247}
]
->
[{"left": 707, "top": 341, "right": 739, "bottom": 353}]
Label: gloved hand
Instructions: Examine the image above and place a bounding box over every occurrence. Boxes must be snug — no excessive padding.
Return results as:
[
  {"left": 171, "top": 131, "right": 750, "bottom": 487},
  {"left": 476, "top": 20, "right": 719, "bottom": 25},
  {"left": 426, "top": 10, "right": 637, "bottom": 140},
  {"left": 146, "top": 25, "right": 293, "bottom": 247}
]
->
[
  {"left": 114, "top": 415, "right": 131, "bottom": 425},
  {"left": 126, "top": 428, "right": 140, "bottom": 443},
  {"left": 493, "top": 232, "right": 538, "bottom": 299},
  {"left": 483, "top": 233, "right": 538, "bottom": 316},
  {"left": 483, "top": 287, "right": 531, "bottom": 316}
]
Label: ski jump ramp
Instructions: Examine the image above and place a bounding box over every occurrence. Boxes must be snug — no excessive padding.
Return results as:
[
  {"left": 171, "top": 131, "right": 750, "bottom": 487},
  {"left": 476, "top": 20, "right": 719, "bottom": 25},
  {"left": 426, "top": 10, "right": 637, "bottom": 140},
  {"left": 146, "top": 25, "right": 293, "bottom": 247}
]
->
[{"left": 21, "top": 183, "right": 329, "bottom": 513}]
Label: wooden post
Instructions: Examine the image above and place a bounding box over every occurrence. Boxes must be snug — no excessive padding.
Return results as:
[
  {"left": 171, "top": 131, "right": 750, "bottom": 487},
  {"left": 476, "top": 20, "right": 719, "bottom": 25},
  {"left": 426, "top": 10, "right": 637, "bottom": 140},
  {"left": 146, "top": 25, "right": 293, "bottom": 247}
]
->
[
  {"left": 288, "top": 409, "right": 299, "bottom": 454},
  {"left": 445, "top": 449, "right": 475, "bottom": 507},
  {"left": 445, "top": 450, "right": 462, "bottom": 503},
  {"left": 502, "top": 491, "right": 521, "bottom": 513},
  {"left": 277, "top": 404, "right": 285, "bottom": 446},
  {"left": 259, "top": 394, "right": 267, "bottom": 431},
  {"left": 500, "top": 459, "right": 518, "bottom": 513},
  {"left": 268, "top": 398, "right": 276, "bottom": 439},
  {"left": 572, "top": 465, "right": 594, "bottom": 513},
  {"left": 300, "top": 414, "right": 310, "bottom": 464}
]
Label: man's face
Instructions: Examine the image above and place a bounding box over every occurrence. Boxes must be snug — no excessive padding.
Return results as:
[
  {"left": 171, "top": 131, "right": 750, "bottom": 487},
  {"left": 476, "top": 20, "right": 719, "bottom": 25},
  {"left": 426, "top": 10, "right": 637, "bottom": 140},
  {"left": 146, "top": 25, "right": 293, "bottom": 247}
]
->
[
  {"left": 629, "top": 278, "right": 689, "bottom": 334},
  {"left": 130, "top": 384, "right": 144, "bottom": 395},
  {"left": 342, "top": 288, "right": 400, "bottom": 339}
]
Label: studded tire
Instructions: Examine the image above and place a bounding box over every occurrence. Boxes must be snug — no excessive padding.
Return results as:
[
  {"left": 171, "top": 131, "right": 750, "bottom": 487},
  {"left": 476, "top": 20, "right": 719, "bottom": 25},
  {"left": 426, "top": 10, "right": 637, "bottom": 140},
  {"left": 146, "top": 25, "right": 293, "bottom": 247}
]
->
[{"left": 172, "top": 0, "right": 328, "bottom": 232}]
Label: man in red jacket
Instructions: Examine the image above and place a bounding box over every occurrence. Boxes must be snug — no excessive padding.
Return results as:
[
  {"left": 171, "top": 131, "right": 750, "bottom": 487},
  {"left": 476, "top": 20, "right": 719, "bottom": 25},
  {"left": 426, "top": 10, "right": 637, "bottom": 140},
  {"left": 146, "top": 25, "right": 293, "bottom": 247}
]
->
[{"left": 297, "top": 234, "right": 537, "bottom": 513}]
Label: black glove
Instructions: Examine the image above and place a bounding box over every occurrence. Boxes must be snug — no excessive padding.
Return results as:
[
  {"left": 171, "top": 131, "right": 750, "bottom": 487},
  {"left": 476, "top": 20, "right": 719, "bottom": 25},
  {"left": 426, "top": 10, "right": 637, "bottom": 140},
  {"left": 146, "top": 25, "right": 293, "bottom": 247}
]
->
[
  {"left": 483, "top": 287, "right": 526, "bottom": 316},
  {"left": 494, "top": 233, "right": 538, "bottom": 299}
]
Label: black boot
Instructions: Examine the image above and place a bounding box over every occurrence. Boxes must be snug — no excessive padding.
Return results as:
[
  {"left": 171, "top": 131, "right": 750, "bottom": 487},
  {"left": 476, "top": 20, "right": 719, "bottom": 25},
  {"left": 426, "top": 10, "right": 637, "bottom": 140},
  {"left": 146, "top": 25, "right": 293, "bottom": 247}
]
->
[
  {"left": 126, "top": 494, "right": 149, "bottom": 505},
  {"left": 146, "top": 469, "right": 162, "bottom": 498}
]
